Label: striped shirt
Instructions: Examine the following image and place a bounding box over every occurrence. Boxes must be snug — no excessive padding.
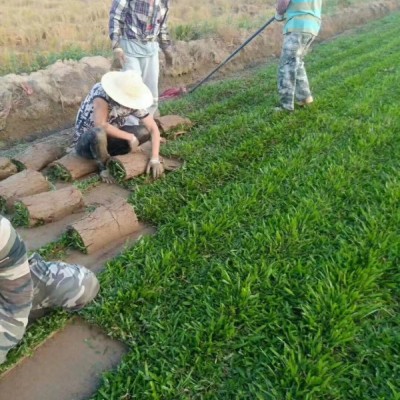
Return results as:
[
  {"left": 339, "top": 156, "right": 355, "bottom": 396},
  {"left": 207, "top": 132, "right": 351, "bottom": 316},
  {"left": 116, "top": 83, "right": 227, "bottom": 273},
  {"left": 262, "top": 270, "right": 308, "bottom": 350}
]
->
[
  {"left": 280, "top": 0, "right": 322, "bottom": 36},
  {"left": 109, "top": 0, "right": 170, "bottom": 49}
]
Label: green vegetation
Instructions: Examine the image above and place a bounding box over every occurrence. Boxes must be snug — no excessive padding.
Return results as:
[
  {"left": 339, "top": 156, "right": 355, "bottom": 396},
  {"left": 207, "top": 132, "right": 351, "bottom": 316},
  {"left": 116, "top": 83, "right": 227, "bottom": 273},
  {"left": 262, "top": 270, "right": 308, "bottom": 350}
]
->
[
  {"left": 12, "top": 202, "right": 30, "bottom": 227},
  {"left": 0, "top": 46, "right": 110, "bottom": 77},
  {"left": 11, "top": 159, "right": 26, "bottom": 172},
  {"left": 171, "top": 22, "right": 217, "bottom": 41},
  {"left": 65, "top": 228, "right": 87, "bottom": 254},
  {"left": 47, "top": 164, "right": 72, "bottom": 182},
  {"left": 86, "top": 14, "right": 400, "bottom": 399},
  {"left": 73, "top": 175, "right": 101, "bottom": 193},
  {"left": 34, "top": 237, "right": 69, "bottom": 260},
  {"left": 108, "top": 159, "right": 127, "bottom": 182},
  {"left": 5, "top": 12, "right": 400, "bottom": 399}
]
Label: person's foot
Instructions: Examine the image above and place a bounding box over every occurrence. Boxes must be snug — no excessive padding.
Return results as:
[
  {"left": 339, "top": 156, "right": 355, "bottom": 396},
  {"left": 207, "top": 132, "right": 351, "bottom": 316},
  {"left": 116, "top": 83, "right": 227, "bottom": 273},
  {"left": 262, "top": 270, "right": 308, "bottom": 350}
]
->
[
  {"left": 100, "top": 169, "right": 115, "bottom": 184},
  {"left": 297, "top": 96, "right": 314, "bottom": 107}
]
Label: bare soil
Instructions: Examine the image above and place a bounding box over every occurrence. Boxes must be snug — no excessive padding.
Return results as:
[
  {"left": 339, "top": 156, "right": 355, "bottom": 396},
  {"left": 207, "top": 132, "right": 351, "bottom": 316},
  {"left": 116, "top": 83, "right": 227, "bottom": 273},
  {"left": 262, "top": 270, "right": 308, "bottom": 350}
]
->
[{"left": 0, "top": 318, "right": 128, "bottom": 400}]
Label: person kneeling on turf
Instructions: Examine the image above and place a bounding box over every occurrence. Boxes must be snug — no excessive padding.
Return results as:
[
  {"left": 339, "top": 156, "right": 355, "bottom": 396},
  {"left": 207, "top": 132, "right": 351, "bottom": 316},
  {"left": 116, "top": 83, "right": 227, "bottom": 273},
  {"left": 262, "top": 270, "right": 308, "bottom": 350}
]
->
[
  {"left": 0, "top": 214, "right": 99, "bottom": 364},
  {"left": 73, "top": 70, "right": 164, "bottom": 183}
]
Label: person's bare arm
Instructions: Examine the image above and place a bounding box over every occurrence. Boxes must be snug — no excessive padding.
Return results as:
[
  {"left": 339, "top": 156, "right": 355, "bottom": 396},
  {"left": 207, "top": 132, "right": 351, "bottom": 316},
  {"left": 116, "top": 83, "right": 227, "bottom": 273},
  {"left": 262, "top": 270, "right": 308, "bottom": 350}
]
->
[
  {"left": 140, "top": 114, "right": 164, "bottom": 179},
  {"left": 93, "top": 98, "right": 133, "bottom": 141},
  {"left": 140, "top": 114, "right": 161, "bottom": 159}
]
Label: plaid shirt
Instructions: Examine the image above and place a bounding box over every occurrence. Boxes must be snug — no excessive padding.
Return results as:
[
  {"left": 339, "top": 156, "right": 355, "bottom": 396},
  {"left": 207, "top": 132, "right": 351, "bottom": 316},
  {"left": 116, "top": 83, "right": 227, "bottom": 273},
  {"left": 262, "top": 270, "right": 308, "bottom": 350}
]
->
[{"left": 109, "top": 0, "right": 170, "bottom": 49}]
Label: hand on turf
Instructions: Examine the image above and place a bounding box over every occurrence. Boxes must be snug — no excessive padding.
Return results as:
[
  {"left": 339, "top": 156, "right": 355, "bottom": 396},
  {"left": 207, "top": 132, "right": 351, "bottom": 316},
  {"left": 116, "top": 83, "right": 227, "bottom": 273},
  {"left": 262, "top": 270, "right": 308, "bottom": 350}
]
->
[{"left": 146, "top": 158, "right": 164, "bottom": 179}]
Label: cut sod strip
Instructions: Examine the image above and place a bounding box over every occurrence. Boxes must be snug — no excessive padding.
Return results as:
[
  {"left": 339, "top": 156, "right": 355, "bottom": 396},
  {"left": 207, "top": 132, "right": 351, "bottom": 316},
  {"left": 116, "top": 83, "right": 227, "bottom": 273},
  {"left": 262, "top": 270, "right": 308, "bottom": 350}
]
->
[
  {"left": 13, "top": 186, "right": 84, "bottom": 227},
  {"left": 48, "top": 152, "right": 98, "bottom": 181},
  {"left": 155, "top": 114, "right": 193, "bottom": 137},
  {"left": 0, "top": 318, "right": 128, "bottom": 400},
  {"left": 0, "top": 170, "right": 50, "bottom": 213},
  {"left": 108, "top": 152, "right": 148, "bottom": 181},
  {"left": 11, "top": 142, "right": 65, "bottom": 171},
  {"left": 68, "top": 198, "right": 140, "bottom": 254},
  {"left": 0, "top": 157, "right": 17, "bottom": 180}
]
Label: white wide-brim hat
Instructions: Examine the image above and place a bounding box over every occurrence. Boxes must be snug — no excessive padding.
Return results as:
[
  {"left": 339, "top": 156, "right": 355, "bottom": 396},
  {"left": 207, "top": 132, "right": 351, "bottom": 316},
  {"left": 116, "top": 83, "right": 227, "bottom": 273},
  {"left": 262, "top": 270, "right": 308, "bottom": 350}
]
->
[{"left": 101, "top": 70, "right": 153, "bottom": 110}]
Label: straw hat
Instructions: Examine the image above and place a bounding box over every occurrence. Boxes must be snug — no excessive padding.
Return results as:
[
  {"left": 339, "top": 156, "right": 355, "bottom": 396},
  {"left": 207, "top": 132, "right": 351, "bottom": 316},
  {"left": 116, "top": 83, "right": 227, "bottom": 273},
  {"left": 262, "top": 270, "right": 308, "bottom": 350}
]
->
[{"left": 101, "top": 70, "right": 153, "bottom": 109}]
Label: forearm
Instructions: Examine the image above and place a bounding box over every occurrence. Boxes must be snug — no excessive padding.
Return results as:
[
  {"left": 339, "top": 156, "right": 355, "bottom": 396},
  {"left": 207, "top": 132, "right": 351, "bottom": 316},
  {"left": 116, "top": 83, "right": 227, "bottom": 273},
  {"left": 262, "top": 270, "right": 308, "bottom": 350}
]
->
[
  {"left": 276, "top": 0, "right": 291, "bottom": 15},
  {"left": 109, "top": 0, "right": 128, "bottom": 48},
  {"left": 101, "top": 122, "right": 133, "bottom": 142},
  {"left": 150, "top": 128, "right": 161, "bottom": 159}
]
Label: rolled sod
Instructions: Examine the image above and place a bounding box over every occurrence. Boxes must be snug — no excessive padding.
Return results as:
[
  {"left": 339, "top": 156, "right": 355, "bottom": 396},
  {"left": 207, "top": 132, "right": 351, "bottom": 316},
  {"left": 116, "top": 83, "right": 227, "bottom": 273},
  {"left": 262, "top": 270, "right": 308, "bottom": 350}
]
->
[
  {"left": 68, "top": 198, "right": 140, "bottom": 254},
  {"left": 0, "top": 157, "right": 18, "bottom": 180},
  {"left": 48, "top": 152, "right": 98, "bottom": 181},
  {"left": 108, "top": 153, "right": 148, "bottom": 181},
  {"left": 13, "top": 186, "right": 84, "bottom": 227},
  {"left": 155, "top": 115, "right": 193, "bottom": 135},
  {"left": 12, "top": 142, "right": 65, "bottom": 171},
  {"left": 0, "top": 170, "right": 50, "bottom": 213}
]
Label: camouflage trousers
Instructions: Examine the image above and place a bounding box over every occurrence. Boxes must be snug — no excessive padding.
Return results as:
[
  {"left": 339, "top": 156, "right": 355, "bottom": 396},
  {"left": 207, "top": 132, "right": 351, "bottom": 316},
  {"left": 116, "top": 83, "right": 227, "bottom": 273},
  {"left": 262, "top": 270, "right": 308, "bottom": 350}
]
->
[
  {"left": 0, "top": 215, "right": 99, "bottom": 364},
  {"left": 278, "top": 32, "right": 315, "bottom": 111}
]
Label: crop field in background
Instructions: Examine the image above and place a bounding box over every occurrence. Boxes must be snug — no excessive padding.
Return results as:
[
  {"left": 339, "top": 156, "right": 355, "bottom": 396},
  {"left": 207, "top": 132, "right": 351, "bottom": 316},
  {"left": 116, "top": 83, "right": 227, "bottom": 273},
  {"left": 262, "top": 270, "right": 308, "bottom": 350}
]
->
[
  {"left": 2, "top": 11, "right": 399, "bottom": 399},
  {"left": 1, "top": 0, "right": 370, "bottom": 75}
]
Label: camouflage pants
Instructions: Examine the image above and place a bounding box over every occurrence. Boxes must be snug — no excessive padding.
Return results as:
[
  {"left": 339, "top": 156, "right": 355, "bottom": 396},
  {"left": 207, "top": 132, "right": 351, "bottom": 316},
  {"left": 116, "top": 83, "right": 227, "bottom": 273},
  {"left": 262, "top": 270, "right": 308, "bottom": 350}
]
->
[
  {"left": 0, "top": 215, "right": 33, "bottom": 364},
  {"left": 29, "top": 253, "right": 99, "bottom": 312},
  {"left": 0, "top": 215, "right": 99, "bottom": 364},
  {"left": 278, "top": 32, "right": 315, "bottom": 111}
]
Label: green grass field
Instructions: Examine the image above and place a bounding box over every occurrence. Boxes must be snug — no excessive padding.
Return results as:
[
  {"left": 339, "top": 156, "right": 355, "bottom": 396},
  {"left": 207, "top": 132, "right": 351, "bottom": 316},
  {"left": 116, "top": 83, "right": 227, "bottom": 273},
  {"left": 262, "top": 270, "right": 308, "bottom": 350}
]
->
[{"left": 4, "top": 12, "right": 400, "bottom": 399}]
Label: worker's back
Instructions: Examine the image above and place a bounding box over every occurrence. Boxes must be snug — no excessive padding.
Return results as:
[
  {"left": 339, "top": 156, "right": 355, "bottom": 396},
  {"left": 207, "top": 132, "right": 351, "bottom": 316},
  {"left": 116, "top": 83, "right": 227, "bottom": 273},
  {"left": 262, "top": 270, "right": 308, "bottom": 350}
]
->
[{"left": 285, "top": 0, "right": 322, "bottom": 36}]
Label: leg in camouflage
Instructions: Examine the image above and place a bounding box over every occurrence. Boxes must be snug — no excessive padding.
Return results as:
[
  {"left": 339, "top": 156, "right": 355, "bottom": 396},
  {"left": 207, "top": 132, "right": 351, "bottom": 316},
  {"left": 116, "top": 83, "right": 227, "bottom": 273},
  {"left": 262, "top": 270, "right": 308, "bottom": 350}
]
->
[
  {"left": 29, "top": 253, "right": 100, "bottom": 312},
  {"left": 278, "top": 32, "right": 315, "bottom": 110},
  {"left": 0, "top": 215, "right": 33, "bottom": 364},
  {"left": 0, "top": 215, "right": 100, "bottom": 365}
]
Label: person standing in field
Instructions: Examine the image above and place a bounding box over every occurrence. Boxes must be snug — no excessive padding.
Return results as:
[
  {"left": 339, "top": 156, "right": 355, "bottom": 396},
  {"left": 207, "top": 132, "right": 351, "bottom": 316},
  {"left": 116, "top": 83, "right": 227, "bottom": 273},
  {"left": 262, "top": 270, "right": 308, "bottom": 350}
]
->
[
  {"left": 109, "top": 0, "right": 173, "bottom": 116},
  {"left": 0, "top": 214, "right": 99, "bottom": 364},
  {"left": 274, "top": 0, "right": 322, "bottom": 111}
]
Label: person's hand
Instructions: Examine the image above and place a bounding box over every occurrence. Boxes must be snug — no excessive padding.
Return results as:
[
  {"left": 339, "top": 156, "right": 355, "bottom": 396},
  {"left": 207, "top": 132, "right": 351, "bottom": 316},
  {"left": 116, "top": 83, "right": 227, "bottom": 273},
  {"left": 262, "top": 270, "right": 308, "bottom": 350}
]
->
[
  {"left": 274, "top": 12, "right": 285, "bottom": 22},
  {"left": 146, "top": 158, "right": 164, "bottom": 179},
  {"left": 129, "top": 136, "right": 139, "bottom": 153},
  {"left": 163, "top": 46, "right": 173, "bottom": 67},
  {"left": 112, "top": 47, "right": 125, "bottom": 70},
  {"left": 100, "top": 169, "right": 115, "bottom": 184}
]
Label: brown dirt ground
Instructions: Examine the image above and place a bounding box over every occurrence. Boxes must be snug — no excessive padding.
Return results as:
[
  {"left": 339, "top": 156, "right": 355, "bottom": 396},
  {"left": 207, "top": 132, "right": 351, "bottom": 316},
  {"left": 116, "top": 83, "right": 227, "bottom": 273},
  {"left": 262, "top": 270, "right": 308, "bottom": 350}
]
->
[{"left": 0, "top": 318, "right": 128, "bottom": 400}]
